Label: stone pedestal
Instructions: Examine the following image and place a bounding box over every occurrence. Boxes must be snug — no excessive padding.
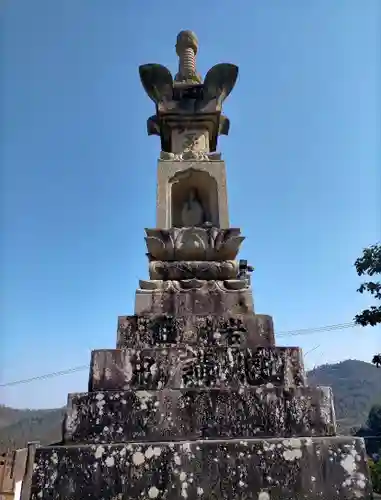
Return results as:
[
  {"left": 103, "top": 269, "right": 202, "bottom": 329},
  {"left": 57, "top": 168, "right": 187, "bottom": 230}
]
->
[{"left": 29, "top": 266, "right": 373, "bottom": 498}]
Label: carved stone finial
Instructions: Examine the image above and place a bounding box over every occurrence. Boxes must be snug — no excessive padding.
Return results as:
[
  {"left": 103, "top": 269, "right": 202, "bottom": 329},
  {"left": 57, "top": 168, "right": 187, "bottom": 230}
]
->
[
  {"left": 175, "top": 30, "right": 202, "bottom": 84},
  {"left": 139, "top": 31, "right": 239, "bottom": 152}
]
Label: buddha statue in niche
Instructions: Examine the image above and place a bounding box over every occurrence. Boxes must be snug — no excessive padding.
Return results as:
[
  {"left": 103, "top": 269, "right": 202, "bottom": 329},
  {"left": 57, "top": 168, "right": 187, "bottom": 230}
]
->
[{"left": 180, "top": 188, "right": 206, "bottom": 227}]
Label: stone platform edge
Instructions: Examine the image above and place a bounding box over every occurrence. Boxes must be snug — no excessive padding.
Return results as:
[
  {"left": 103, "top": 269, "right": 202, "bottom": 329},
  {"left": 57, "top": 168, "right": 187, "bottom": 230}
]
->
[
  {"left": 30, "top": 436, "right": 373, "bottom": 500},
  {"left": 63, "top": 386, "right": 336, "bottom": 444}
]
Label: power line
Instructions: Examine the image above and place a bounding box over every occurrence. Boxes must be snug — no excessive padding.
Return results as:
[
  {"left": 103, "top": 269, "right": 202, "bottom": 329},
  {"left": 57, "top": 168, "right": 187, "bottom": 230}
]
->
[
  {"left": 304, "top": 345, "right": 321, "bottom": 357},
  {"left": 0, "top": 366, "right": 88, "bottom": 388},
  {"left": 0, "top": 321, "right": 359, "bottom": 388},
  {"left": 276, "top": 322, "right": 355, "bottom": 337}
]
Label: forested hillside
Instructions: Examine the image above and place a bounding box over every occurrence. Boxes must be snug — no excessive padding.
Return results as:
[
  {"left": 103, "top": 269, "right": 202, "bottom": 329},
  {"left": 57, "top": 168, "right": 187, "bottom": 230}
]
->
[
  {"left": 307, "top": 359, "right": 381, "bottom": 433},
  {"left": 0, "top": 406, "right": 65, "bottom": 452}
]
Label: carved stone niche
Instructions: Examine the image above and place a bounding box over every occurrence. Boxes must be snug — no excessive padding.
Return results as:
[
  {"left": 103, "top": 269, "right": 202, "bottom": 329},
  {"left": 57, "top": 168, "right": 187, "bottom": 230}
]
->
[
  {"left": 172, "top": 169, "right": 216, "bottom": 227},
  {"left": 156, "top": 163, "right": 229, "bottom": 229}
]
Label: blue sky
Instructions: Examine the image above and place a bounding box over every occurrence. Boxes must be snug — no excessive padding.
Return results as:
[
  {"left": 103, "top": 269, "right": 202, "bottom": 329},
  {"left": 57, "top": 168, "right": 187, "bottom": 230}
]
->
[{"left": 2, "top": 0, "right": 380, "bottom": 409}]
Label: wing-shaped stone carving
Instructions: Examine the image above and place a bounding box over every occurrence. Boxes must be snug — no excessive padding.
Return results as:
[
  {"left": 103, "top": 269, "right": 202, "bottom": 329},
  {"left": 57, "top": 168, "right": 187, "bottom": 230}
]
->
[
  {"left": 203, "top": 63, "right": 239, "bottom": 105},
  {"left": 138, "top": 63, "right": 173, "bottom": 104}
]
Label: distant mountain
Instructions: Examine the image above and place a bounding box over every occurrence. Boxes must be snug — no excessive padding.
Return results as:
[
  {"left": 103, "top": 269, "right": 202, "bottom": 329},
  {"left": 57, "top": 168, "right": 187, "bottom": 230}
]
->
[
  {"left": 0, "top": 406, "right": 65, "bottom": 452},
  {"left": 0, "top": 359, "right": 380, "bottom": 452},
  {"left": 307, "top": 359, "right": 381, "bottom": 433}
]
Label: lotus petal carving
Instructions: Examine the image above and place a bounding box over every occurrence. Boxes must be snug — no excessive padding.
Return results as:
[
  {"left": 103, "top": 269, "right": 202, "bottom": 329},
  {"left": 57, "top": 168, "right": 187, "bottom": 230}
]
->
[
  {"left": 137, "top": 279, "right": 248, "bottom": 293},
  {"left": 180, "top": 278, "right": 205, "bottom": 289},
  {"left": 145, "top": 227, "right": 245, "bottom": 262},
  {"left": 144, "top": 230, "right": 174, "bottom": 261},
  {"left": 139, "top": 280, "right": 163, "bottom": 290},
  {"left": 148, "top": 260, "right": 239, "bottom": 281},
  {"left": 223, "top": 279, "right": 247, "bottom": 290}
]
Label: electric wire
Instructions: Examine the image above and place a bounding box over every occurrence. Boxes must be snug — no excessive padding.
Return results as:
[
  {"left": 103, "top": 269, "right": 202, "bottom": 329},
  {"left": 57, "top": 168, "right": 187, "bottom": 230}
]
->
[{"left": 0, "top": 321, "right": 361, "bottom": 388}]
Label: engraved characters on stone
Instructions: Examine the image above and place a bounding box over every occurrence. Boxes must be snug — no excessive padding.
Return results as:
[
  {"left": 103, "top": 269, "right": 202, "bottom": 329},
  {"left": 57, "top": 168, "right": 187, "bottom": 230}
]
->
[{"left": 171, "top": 129, "right": 209, "bottom": 155}]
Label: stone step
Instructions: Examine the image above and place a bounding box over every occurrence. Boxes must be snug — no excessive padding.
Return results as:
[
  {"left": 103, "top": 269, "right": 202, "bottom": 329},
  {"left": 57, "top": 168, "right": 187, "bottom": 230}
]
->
[
  {"left": 30, "top": 436, "right": 372, "bottom": 499},
  {"left": 64, "top": 386, "right": 335, "bottom": 444},
  {"left": 89, "top": 346, "right": 305, "bottom": 392},
  {"left": 116, "top": 313, "right": 275, "bottom": 348}
]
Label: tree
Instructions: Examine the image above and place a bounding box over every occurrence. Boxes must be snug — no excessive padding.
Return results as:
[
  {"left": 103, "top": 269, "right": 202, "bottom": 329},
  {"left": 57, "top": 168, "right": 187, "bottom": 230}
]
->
[
  {"left": 373, "top": 354, "right": 381, "bottom": 368},
  {"left": 369, "top": 459, "right": 381, "bottom": 494},
  {"left": 356, "top": 404, "right": 381, "bottom": 458},
  {"left": 367, "top": 405, "right": 381, "bottom": 435},
  {"left": 354, "top": 244, "right": 381, "bottom": 366}
]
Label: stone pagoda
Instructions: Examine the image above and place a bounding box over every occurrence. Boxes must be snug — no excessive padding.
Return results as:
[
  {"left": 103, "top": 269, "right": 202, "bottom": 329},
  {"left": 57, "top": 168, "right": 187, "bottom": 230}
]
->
[{"left": 30, "top": 31, "right": 373, "bottom": 499}]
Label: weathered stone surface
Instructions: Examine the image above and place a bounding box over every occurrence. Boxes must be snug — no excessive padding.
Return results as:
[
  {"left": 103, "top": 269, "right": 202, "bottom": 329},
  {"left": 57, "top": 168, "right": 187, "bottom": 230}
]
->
[
  {"left": 138, "top": 279, "right": 248, "bottom": 291},
  {"left": 135, "top": 281, "right": 254, "bottom": 315},
  {"left": 160, "top": 150, "right": 223, "bottom": 162},
  {"left": 30, "top": 437, "right": 372, "bottom": 499},
  {"left": 148, "top": 261, "right": 239, "bottom": 281},
  {"left": 145, "top": 227, "right": 244, "bottom": 262},
  {"left": 89, "top": 346, "right": 305, "bottom": 392},
  {"left": 116, "top": 314, "right": 275, "bottom": 349},
  {"left": 64, "top": 386, "right": 335, "bottom": 443}
]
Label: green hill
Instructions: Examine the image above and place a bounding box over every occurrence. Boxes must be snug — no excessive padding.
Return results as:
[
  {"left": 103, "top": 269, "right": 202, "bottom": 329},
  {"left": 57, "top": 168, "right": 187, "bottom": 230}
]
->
[
  {"left": 307, "top": 359, "right": 381, "bottom": 433},
  {"left": 0, "top": 406, "right": 65, "bottom": 452},
  {"left": 0, "top": 359, "right": 380, "bottom": 452}
]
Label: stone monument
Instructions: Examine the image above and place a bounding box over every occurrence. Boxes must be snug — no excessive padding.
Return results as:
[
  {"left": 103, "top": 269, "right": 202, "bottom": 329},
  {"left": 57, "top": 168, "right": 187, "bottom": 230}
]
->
[{"left": 30, "top": 30, "right": 373, "bottom": 499}]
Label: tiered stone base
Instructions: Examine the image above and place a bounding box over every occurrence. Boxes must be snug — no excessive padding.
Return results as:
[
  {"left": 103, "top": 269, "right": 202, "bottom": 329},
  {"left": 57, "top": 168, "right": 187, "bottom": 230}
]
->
[
  {"left": 29, "top": 296, "right": 373, "bottom": 498},
  {"left": 31, "top": 437, "right": 371, "bottom": 499}
]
